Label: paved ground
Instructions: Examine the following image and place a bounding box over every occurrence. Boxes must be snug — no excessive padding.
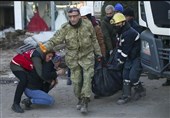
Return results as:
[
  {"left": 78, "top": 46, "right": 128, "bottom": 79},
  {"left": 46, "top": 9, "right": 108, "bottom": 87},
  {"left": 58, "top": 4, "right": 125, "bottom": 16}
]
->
[{"left": 0, "top": 75, "right": 170, "bottom": 118}]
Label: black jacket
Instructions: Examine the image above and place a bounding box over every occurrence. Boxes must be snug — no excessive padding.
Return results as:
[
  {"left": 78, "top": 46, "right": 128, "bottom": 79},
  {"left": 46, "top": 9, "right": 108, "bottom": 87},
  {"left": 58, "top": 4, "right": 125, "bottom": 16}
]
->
[
  {"left": 128, "top": 19, "right": 143, "bottom": 34},
  {"left": 27, "top": 60, "right": 57, "bottom": 90},
  {"left": 101, "top": 16, "right": 117, "bottom": 51},
  {"left": 31, "top": 48, "right": 46, "bottom": 81},
  {"left": 116, "top": 22, "right": 140, "bottom": 63}
]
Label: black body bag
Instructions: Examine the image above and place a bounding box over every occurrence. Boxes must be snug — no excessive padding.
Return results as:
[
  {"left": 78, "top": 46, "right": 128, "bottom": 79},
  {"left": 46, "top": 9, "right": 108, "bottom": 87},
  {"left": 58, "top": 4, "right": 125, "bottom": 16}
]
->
[{"left": 92, "top": 51, "right": 123, "bottom": 97}]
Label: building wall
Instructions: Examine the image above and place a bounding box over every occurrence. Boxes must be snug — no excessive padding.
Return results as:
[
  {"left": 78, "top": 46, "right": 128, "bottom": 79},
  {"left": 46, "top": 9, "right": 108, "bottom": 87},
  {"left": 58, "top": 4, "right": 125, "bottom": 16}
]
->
[{"left": 14, "top": 1, "right": 103, "bottom": 30}]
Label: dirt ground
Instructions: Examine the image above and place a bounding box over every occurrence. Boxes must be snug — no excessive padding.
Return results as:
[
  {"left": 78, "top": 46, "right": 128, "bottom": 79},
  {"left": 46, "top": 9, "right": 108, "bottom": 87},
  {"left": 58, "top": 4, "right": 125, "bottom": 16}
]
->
[{"left": 0, "top": 49, "right": 170, "bottom": 118}]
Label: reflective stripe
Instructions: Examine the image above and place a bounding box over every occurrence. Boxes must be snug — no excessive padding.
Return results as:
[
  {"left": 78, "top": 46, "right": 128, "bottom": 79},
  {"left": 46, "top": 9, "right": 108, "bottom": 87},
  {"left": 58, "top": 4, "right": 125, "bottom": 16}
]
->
[
  {"left": 30, "top": 64, "right": 33, "bottom": 69},
  {"left": 133, "top": 81, "right": 140, "bottom": 86},
  {"left": 117, "top": 59, "right": 124, "bottom": 64},
  {"left": 124, "top": 80, "right": 131, "bottom": 83},
  {"left": 118, "top": 49, "right": 122, "bottom": 53},
  {"left": 135, "top": 33, "right": 140, "bottom": 41},
  {"left": 121, "top": 51, "right": 128, "bottom": 57},
  {"left": 11, "top": 60, "right": 20, "bottom": 66},
  {"left": 121, "top": 39, "right": 125, "bottom": 42},
  {"left": 118, "top": 49, "right": 128, "bottom": 57}
]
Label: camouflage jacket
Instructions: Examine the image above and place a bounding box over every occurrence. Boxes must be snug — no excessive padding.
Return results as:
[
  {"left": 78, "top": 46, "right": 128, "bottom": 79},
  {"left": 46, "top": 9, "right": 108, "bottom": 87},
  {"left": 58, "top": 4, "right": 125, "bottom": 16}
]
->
[{"left": 44, "top": 19, "right": 101, "bottom": 69}]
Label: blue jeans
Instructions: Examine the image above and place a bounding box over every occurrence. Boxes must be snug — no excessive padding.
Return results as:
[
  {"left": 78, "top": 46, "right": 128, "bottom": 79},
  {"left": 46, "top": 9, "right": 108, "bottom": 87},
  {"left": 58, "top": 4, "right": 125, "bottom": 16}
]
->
[{"left": 24, "top": 88, "right": 55, "bottom": 105}]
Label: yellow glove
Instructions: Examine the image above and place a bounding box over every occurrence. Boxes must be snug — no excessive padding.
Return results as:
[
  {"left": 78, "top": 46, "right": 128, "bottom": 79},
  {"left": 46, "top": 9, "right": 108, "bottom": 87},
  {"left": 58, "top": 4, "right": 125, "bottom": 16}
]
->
[{"left": 39, "top": 42, "right": 47, "bottom": 53}]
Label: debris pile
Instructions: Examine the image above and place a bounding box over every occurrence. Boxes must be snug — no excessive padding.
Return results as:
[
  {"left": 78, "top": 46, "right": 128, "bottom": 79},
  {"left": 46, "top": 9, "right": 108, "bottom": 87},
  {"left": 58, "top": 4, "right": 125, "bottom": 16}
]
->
[{"left": 0, "top": 27, "right": 30, "bottom": 50}]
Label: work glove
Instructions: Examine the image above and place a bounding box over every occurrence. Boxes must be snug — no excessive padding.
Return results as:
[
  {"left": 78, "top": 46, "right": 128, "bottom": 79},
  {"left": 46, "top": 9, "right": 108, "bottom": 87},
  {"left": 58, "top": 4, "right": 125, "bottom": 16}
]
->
[{"left": 39, "top": 42, "right": 47, "bottom": 53}]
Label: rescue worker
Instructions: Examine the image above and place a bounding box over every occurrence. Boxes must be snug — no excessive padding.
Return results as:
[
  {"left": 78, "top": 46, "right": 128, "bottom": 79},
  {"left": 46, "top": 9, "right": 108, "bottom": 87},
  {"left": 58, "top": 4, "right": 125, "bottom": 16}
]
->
[
  {"left": 101, "top": 5, "right": 117, "bottom": 61},
  {"left": 36, "top": 7, "right": 102, "bottom": 113},
  {"left": 110, "top": 13, "right": 146, "bottom": 105},
  {"left": 123, "top": 7, "right": 170, "bottom": 87}
]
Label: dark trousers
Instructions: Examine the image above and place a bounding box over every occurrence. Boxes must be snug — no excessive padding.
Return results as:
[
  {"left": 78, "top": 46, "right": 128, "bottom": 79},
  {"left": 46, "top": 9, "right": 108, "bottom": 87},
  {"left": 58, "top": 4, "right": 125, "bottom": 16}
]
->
[
  {"left": 123, "top": 57, "right": 142, "bottom": 85},
  {"left": 12, "top": 71, "right": 28, "bottom": 104},
  {"left": 67, "top": 68, "right": 71, "bottom": 77}
]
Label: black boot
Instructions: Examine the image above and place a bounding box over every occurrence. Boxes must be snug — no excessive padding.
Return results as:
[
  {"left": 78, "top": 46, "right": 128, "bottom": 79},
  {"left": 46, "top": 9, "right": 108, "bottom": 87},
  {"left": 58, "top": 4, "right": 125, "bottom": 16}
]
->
[
  {"left": 117, "top": 81, "right": 131, "bottom": 105},
  {"left": 11, "top": 103, "right": 24, "bottom": 113},
  {"left": 133, "top": 82, "right": 146, "bottom": 100},
  {"left": 67, "top": 77, "right": 72, "bottom": 85},
  {"left": 80, "top": 97, "right": 90, "bottom": 113},
  {"left": 76, "top": 98, "right": 82, "bottom": 110},
  {"left": 162, "top": 79, "right": 170, "bottom": 86},
  {"left": 21, "top": 98, "right": 32, "bottom": 110}
]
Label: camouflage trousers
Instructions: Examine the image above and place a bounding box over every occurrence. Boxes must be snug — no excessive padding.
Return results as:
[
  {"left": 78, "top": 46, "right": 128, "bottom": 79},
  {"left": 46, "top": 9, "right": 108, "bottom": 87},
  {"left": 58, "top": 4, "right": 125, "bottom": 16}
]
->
[{"left": 70, "top": 64, "right": 94, "bottom": 99}]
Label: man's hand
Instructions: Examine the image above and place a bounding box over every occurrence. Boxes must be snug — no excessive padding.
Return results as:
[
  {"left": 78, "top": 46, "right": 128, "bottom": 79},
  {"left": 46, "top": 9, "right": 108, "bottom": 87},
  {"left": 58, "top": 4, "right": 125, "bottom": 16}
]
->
[
  {"left": 39, "top": 42, "right": 47, "bottom": 53},
  {"left": 56, "top": 68, "right": 65, "bottom": 76},
  {"left": 96, "top": 55, "right": 103, "bottom": 62}
]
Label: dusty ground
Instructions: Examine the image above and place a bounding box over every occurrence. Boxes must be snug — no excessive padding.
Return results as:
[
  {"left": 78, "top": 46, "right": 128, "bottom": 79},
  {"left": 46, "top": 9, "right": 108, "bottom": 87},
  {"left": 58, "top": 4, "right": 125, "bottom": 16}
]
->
[{"left": 0, "top": 49, "right": 170, "bottom": 118}]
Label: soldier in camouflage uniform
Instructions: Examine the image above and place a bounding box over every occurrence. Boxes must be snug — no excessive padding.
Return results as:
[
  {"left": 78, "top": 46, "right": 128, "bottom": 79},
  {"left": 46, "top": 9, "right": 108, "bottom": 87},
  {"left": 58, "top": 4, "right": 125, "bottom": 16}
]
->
[{"left": 38, "top": 7, "right": 102, "bottom": 113}]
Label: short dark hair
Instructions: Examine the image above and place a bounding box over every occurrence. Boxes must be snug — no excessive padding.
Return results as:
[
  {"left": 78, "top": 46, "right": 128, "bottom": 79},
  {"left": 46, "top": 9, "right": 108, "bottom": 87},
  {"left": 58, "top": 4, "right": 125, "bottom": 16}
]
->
[
  {"left": 67, "top": 7, "right": 80, "bottom": 14},
  {"left": 123, "top": 7, "right": 135, "bottom": 17}
]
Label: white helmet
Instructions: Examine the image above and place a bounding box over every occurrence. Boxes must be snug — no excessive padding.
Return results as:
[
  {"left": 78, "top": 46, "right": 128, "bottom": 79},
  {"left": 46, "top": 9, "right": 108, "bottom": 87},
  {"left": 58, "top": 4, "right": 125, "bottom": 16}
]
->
[{"left": 80, "top": 6, "right": 91, "bottom": 16}]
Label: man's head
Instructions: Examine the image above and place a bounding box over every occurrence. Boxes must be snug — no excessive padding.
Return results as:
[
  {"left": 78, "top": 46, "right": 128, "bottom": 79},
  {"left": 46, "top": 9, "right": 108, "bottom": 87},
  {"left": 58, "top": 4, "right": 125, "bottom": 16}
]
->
[
  {"left": 105, "top": 5, "right": 114, "bottom": 19},
  {"left": 80, "top": 6, "right": 92, "bottom": 22},
  {"left": 67, "top": 7, "right": 81, "bottom": 25},
  {"left": 52, "top": 54, "right": 62, "bottom": 68},
  {"left": 110, "top": 13, "right": 126, "bottom": 33},
  {"left": 123, "top": 7, "right": 135, "bottom": 21}
]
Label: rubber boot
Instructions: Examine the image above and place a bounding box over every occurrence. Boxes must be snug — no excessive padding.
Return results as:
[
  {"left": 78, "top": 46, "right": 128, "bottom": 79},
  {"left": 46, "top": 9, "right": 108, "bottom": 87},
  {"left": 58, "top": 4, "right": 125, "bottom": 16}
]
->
[
  {"left": 21, "top": 98, "right": 32, "bottom": 110},
  {"left": 133, "top": 82, "right": 146, "bottom": 100},
  {"left": 80, "top": 97, "right": 90, "bottom": 113},
  {"left": 117, "top": 81, "right": 131, "bottom": 105},
  {"left": 76, "top": 98, "right": 82, "bottom": 110},
  {"left": 11, "top": 103, "right": 24, "bottom": 113}
]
